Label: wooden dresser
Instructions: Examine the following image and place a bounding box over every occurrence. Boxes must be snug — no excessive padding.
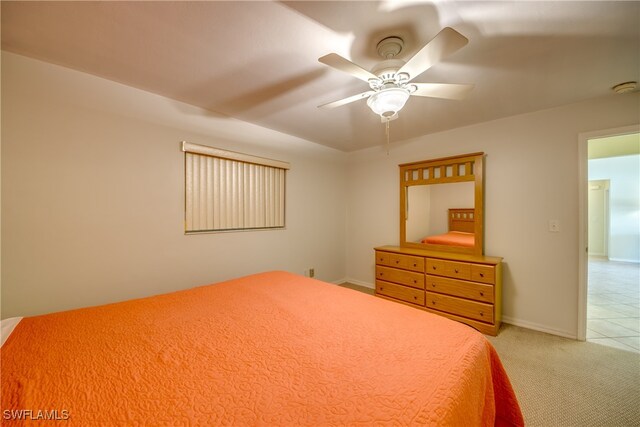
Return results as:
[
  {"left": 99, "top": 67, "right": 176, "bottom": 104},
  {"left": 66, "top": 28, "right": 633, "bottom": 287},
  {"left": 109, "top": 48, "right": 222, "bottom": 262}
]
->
[{"left": 374, "top": 245, "right": 503, "bottom": 336}]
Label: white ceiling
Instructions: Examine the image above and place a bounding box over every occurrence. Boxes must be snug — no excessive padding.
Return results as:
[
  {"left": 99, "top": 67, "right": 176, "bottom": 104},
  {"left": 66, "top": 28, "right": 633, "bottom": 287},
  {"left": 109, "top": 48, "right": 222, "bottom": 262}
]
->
[{"left": 2, "top": 1, "right": 639, "bottom": 152}]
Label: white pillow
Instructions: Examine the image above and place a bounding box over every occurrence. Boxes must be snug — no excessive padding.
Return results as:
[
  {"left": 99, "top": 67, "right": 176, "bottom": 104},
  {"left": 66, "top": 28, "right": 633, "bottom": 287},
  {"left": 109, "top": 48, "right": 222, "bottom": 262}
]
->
[{"left": 1, "top": 317, "right": 23, "bottom": 347}]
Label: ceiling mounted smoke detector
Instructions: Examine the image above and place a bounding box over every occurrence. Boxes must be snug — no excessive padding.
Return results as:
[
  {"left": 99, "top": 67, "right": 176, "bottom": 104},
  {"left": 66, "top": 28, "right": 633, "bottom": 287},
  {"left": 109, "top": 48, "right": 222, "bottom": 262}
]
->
[{"left": 612, "top": 81, "right": 637, "bottom": 94}]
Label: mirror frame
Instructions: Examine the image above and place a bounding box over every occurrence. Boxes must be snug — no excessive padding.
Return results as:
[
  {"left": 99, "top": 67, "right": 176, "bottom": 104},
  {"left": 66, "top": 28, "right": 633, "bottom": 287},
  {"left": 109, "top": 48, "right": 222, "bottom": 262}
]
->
[{"left": 399, "top": 152, "right": 484, "bottom": 256}]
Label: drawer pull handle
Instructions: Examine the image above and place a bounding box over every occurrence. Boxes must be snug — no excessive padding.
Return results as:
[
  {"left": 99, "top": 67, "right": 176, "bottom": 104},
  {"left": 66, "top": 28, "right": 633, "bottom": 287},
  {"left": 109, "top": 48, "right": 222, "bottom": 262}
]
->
[
  {"left": 380, "top": 287, "right": 384, "bottom": 291},
  {"left": 480, "top": 291, "right": 484, "bottom": 297},
  {"left": 480, "top": 273, "right": 484, "bottom": 277},
  {"left": 432, "top": 301, "right": 436, "bottom": 305},
  {"left": 432, "top": 266, "right": 436, "bottom": 270},
  {"left": 480, "top": 312, "right": 484, "bottom": 317},
  {"left": 413, "top": 296, "right": 418, "bottom": 300},
  {"left": 454, "top": 269, "right": 459, "bottom": 273},
  {"left": 413, "top": 279, "right": 417, "bottom": 283},
  {"left": 432, "top": 284, "right": 436, "bottom": 288},
  {"left": 396, "top": 260, "right": 400, "bottom": 264},
  {"left": 380, "top": 272, "right": 384, "bottom": 276},
  {"left": 413, "top": 263, "right": 417, "bottom": 267}
]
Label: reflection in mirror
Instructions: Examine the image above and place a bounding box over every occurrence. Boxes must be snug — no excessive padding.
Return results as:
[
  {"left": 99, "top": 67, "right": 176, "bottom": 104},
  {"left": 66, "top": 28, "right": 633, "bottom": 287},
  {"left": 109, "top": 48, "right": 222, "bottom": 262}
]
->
[
  {"left": 399, "top": 152, "right": 484, "bottom": 255},
  {"left": 405, "top": 182, "right": 474, "bottom": 243}
]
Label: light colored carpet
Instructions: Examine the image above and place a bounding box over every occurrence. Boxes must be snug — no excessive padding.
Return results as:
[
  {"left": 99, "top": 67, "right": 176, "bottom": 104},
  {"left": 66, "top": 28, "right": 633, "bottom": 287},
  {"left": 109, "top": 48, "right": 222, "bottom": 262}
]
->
[
  {"left": 338, "top": 282, "right": 375, "bottom": 295},
  {"left": 488, "top": 324, "right": 640, "bottom": 427},
  {"left": 338, "top": 283, "right": 640, "bottom": 426}
]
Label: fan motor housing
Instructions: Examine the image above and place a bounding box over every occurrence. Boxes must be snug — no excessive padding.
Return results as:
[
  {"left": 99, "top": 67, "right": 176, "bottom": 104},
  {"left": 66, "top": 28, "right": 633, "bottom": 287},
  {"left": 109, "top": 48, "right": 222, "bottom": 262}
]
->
[{"left": 371, "top": 59, "right": 405, "bottom": 78}]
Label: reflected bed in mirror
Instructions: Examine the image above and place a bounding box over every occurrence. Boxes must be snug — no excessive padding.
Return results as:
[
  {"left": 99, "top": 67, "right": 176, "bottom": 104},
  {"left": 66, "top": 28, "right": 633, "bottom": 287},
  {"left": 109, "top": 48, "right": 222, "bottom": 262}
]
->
[
  {"left": 400, "top": 153, "right": 484, "bottom": 255},
  {"left": 420, "top": 208, "right": 475, "bottom": 247}
]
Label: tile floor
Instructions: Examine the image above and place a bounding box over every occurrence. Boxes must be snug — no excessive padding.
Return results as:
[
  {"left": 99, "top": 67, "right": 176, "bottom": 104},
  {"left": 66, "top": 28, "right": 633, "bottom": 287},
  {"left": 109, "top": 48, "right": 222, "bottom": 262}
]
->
[{"left": 587, "top": 257, "right": 640, "bottom": 353}]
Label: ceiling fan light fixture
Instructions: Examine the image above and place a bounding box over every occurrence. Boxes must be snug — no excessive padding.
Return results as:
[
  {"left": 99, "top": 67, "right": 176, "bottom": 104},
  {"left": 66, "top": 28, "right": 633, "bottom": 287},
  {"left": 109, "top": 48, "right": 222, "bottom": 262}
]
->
[{"left": 367, "top": 88, "right": 410, "bottom": 118}]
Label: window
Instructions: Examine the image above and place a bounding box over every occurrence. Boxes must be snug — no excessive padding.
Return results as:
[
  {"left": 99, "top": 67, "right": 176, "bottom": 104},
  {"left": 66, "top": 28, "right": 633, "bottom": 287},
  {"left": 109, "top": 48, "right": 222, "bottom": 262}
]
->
[{"left": 182, "top": 142, "right": 289, "bottom": 233}]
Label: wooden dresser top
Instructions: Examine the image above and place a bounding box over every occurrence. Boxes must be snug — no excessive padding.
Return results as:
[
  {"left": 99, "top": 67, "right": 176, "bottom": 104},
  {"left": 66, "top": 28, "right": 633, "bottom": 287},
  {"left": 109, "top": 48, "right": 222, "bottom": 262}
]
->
[{"left": 375, "top": 245, "right": 503, "bottom": 265}]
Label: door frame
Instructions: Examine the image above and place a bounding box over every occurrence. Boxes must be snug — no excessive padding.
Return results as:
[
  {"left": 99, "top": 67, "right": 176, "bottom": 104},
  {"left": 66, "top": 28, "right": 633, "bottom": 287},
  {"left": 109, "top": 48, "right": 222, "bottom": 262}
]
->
[
  {"left": 577, "top": 124, "right": 639, "bottom": 341},
  {"left": 587, "top": 179, "right": 610, "bottom": 257}
]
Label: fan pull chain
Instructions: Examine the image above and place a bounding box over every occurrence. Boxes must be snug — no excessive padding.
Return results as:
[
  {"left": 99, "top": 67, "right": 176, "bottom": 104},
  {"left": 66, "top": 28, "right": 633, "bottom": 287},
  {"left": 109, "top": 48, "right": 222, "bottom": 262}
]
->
[{"left": 385, "top": 119, "right": 390, "bottom": 155}]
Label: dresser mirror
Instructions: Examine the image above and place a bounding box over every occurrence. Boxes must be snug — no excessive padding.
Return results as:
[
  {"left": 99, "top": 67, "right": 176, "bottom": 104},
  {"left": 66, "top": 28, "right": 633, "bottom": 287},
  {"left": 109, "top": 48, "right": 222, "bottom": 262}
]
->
[{"left": 399, "top": 152, "right": 484, "bottom": 255}]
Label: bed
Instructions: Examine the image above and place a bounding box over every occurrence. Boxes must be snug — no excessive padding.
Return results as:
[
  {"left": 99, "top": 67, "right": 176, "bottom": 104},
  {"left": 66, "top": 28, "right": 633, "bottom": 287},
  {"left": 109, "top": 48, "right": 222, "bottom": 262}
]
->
[
  {"left": 1, "top": 271, "right": 523, "bottom": 426},
  {"left": 421, "top": 208, "right": 476, "bottom": 247}
]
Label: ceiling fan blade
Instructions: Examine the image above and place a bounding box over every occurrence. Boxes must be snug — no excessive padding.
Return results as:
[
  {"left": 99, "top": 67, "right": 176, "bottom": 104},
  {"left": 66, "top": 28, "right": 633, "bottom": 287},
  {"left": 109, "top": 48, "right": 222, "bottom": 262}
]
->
[
  {"left": 410, "top": 83, "right": 474, "bottom": 100},
  {"left": 318, "top": 90, "right": 375, "bottom": 109},
  {"left": 398, "top": 27, "right": 468, "bottom": 82},
  {"left": 319, "top": 53, "right": 379, "bottom": 83}
]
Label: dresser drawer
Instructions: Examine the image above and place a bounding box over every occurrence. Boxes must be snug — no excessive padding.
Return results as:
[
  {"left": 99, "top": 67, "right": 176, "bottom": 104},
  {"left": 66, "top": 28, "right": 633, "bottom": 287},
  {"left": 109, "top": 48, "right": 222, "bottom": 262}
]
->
[
  {"left": 426, "top": 258, "right": 471, "bottom": 281},
  {"left": 377, "top": 251, "right": 425, "bottom": 273},
  {"left": 425, "top": 292, "right": 494, "bottom": 323},
  {"left": 425, "top": 275, "right": 494, "bottom": 303},
  {"left": 375, "top": 251, "right": 389, "bottom": 265},
  {"left": 471, "top": 264, "right": 495, "bottom": 284},
  {"left": 376, "top": 280, "right": 425, "bottom": 306},
  {"left": 376, "top": 266, "right": 425, "bottom": 289}
]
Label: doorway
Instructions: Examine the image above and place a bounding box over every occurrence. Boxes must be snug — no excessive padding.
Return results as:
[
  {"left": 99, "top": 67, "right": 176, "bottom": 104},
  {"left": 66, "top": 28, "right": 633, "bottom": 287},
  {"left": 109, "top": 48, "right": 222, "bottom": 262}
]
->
[{"left": 578, "top": 127, "right": 640, "bottom": 352}]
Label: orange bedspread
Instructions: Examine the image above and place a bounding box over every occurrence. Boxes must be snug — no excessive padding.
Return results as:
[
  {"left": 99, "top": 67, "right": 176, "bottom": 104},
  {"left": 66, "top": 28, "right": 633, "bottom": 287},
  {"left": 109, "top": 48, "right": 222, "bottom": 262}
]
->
[
  {"left": 422, "top": 231, "right": 475, "bottom": 247},
  {"left": 1, "top": 271, "right": 523, "bottom": 426}
]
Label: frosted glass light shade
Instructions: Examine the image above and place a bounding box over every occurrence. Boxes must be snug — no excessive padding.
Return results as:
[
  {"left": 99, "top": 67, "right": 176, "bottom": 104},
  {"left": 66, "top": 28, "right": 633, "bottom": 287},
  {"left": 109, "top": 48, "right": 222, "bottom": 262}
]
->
[{"left": 367, "top": 88, "right": 410, "bottom": 118}]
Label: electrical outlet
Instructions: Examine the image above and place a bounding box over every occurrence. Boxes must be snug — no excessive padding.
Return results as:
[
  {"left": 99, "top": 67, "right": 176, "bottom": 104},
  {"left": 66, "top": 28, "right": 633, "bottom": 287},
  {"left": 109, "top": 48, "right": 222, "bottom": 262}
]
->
[
  {"left": 309, "top": 268, "right": 315, "bottom": 278},
  {"left": 548, "top": 219, "right": 560, "bottom": 232}
]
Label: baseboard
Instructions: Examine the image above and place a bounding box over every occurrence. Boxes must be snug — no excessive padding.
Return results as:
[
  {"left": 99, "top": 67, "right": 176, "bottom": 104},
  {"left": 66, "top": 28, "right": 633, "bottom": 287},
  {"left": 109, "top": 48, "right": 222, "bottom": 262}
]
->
[
  {"left": 331, "top": 281, "right": 577, "bottom": 339},
  {"left": 502, "top": 316, "right": 577, "bottom": 339},
  {"left": 608, "top": 257, "right": 640, "bottom": 264},
  {"left": 333, "top": 277, "right": 375, "bottom": 289}
]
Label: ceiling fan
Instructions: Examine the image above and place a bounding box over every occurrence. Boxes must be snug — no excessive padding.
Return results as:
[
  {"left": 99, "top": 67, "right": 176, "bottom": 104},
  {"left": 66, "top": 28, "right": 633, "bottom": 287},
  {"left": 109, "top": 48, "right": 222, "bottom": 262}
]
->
[{"left": 317, "top": 27, "right": 473, "bottom": 122}]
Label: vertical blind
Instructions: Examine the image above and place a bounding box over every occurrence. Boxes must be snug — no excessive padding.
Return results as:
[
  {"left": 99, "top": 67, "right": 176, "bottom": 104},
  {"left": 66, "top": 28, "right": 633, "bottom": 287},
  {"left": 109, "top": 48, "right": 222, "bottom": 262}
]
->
[{"left": 182, "top": 142, "right": 289, "bottom": 233}]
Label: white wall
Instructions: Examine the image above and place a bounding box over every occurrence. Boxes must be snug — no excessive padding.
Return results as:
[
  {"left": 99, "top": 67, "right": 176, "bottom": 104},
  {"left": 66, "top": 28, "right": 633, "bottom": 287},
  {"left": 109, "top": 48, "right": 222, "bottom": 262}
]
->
[
  {"left": 406, "top": 185, "right": 431, "bottom": 242},
  {"left": 1, "top": 52, "right": 347, "bottom": 318},
  {"left": 346, "top": 93, "right": 640, "bottom": 338},
  {"left": 589, "top": 154, "right": 640, "bottom": 263}
]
